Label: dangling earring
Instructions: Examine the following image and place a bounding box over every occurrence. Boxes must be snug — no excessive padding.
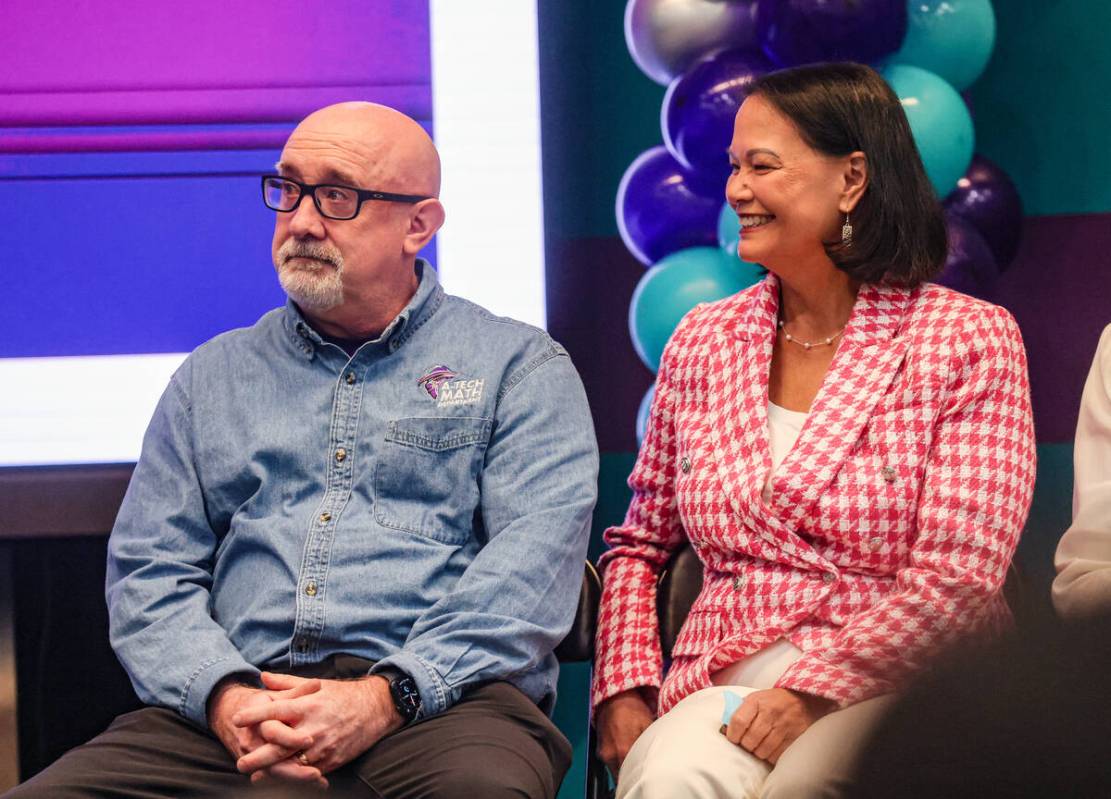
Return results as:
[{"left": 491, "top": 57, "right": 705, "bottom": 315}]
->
[{"left": 841, "top": 212, "right": 853, "bottom": 246}]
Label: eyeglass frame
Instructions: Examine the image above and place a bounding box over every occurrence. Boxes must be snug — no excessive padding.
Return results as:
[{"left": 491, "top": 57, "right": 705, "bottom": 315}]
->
[{"left": 261, "top": 175, "right": 432, "bottom": 220}]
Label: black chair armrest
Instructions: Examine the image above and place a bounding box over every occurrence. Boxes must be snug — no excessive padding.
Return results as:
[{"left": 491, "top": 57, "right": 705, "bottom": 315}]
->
[{"left": 555, "top": 561, "right": 601, "bottom": 663}]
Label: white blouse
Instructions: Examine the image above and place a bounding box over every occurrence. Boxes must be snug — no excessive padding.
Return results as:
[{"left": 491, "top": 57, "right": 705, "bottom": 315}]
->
[{"left": 713, "top": 401, "right": 809, "bottom": 689}]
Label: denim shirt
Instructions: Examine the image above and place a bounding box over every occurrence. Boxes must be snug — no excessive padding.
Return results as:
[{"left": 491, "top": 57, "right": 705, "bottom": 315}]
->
[{"left": 106, "top": 262, "right": 599, "bottom": 727}]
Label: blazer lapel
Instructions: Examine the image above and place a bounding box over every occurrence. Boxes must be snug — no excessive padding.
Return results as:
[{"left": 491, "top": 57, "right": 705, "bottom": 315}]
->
[
  {"left": 769, "top": 282, "right": 915, "bottom": 530},
  {"left": 704, "top": 277, "right": 776, "bottom": 511},
  {"left": 702, "top": 276, "right": 819, "bottom": 570}
]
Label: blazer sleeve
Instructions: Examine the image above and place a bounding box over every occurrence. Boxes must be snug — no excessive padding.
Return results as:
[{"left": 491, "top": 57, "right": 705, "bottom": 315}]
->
[
  {"left": 776, "top": 305, "right": 1037, "bottom": 706},
  {"left": 1053, "top": 323, "right": 1111, "bottom": 620},
  {"left": 591, "top": 327, "right": 691, "bottom": 713}
]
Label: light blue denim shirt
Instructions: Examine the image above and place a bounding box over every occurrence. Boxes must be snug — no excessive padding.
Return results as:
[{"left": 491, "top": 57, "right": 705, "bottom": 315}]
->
[{"left": 106, "top": 262, "right": 599, "bottom": 727}]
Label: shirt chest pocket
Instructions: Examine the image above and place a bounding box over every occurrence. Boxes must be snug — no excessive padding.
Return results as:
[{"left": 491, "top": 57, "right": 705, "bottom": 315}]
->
[{"left": 374, "top": 416, "right": 492, "bottom": 544}]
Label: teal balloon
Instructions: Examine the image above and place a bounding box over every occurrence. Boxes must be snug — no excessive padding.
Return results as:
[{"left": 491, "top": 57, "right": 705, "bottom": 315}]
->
[
  {"left": 629, "top": 246, "right": 763, "bottom": 371},
  {"left": 636, "top": 383, "right": 656, "bottom": 444},
  {"left": 891, "top": 1, "right": 996, "bottom": 91},
  {"left": 717, "top": 201, "right": 767, "bottom": 274},
  {"left": 717, "top": 201, "right": 739, "bottom": 257},
  {"left": 882, "top": 64, "right": 974, "bottom": 197}
]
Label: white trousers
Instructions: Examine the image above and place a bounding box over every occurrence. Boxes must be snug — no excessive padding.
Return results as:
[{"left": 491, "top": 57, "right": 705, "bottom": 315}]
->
[{"left": 616, "top": 686, "right": 893, "bottom": 799}]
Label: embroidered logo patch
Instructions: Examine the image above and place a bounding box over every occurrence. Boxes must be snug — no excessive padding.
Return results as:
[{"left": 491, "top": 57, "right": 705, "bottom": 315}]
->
[
  {"left": 436, "top": 377, "right": 485, "bottom": 408},
  {"left": 418, "top": 365, "right": 485, "bottom": 407},
  {"left": 417, "top": 365, "right": 457, "bottom": 399}
]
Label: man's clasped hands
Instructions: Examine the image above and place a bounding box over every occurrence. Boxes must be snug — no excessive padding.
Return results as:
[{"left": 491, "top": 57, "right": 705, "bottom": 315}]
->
[{"left": 207, "top": 671, "right": 404, "bottom": 790}]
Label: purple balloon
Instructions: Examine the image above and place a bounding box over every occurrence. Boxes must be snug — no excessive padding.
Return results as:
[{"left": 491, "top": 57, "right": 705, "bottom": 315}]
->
[
  {"left": 617, "top": 146, "right": 724, "bottom": 266},
  {"left": 755, "top": 0, "right": 908, "bottom": 67},
  {"left": 944, "top": 155, "right": 1024, "bottom": 270},
  {"left": 663, "top": 48, "right": 772, "bottom": 174},
  {"left": 936, "top": 213, "right": 999, "bottom": 301}
]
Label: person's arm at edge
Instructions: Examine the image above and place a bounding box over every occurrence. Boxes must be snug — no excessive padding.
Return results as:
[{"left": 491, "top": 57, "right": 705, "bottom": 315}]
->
[{"left": 1054, "top": 323, "right": 1111, "bottom": 620}]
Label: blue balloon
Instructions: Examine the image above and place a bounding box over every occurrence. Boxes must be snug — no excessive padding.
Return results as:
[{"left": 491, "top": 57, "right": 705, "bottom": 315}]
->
[
  {"left": 636, "top": 383, "right": 656, "bottom": 444},
  {"left": 662, "top": 48, "right": 772, "bottom": 174},
  {"left": 944, "top": 154, "right": 1023, "bottom": 269},
  {"left": 617, "top": 146, "right": 724, "bottom": 266},
  {"left": 629, "top": 246, "right": 764, "bottom": 371},
  {"left": 882, "top": 64, "right": 974, "bottom": 197},
  {"left": 891, "top": 0, "right": 996, "bottom": 91},
  {"left": 755, "top": 0, "right": 907, "bottom": 67},
  {"left": 936, "top": 213, "right": 999, "bottom": 300}
]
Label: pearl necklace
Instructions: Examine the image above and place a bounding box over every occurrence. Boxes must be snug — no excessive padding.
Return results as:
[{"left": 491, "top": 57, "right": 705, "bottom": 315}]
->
[{"left": 777, "top": 319, "right": 845, "bottom": 350}]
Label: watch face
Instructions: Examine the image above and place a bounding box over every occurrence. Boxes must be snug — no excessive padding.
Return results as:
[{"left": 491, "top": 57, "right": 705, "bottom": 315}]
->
[{"left": 391, "top": 674, "right": 421, "bottom": 720}]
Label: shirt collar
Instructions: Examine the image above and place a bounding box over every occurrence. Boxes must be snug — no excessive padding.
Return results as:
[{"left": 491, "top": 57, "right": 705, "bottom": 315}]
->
[{"left": 282, "top": 259, "right": 444, "bottom": 359}]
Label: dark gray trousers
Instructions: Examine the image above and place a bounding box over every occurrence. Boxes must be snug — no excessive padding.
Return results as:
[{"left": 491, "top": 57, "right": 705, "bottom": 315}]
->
[{"left": 4, "top": 659, "right": 571, "bottom": 798}]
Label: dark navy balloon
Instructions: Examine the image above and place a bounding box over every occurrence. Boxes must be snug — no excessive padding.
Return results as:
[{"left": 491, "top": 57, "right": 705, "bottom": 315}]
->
[
  {"left": 616, "top": 145, "right": 724, "bottom": 266},
  {"left": 662, "top": 48, "right": 772, "bottom": 174},
  {"left": 755, "top": 0, "right": 908, "bottom": 67},
  {"left": 944, "top": 155, "right": 1024, "bottom": 270},
  {"left": 936, "top": 213, "right": 999, "bottom": 301}
]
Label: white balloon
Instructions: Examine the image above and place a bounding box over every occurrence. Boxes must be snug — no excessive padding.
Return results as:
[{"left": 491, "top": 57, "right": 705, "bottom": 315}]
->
[{"left": 625, "top": 0, "right": 758, "bottom": 86}]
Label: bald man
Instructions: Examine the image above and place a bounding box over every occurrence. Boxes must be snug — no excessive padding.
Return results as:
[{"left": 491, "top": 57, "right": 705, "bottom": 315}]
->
[{"left": 5, "top": 103, "right": 598, "bottom": 798}]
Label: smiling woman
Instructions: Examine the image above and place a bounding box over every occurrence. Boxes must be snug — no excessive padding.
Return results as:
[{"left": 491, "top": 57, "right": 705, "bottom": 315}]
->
[
  {"left": 592, "top": 62, "right": 1036, "bottom": 799},
  {"left": 733, "top": 63, "right": 947, "bottom": 285}
]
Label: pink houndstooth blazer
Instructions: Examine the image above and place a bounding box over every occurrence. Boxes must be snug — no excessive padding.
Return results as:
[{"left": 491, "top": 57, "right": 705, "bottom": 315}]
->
[{"left": 593, "top": 275, "right": 1036, "bottom": 714}]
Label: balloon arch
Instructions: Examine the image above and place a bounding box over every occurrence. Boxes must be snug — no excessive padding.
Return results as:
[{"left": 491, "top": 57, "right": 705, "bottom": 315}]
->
[{"left": 620, "top": 0, "right": 1020, "bottom": 444}]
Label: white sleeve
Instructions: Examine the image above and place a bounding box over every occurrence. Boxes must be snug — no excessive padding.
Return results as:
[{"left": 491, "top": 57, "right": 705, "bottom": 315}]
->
[{"left": 1053, "top": 324, "right": 1111, "bottom": 620}]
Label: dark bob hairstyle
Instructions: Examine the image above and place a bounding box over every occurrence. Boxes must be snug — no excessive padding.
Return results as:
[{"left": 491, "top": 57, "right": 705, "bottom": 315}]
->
[{"left": 748, "top": 62, "right": 947, "bottom": 286}]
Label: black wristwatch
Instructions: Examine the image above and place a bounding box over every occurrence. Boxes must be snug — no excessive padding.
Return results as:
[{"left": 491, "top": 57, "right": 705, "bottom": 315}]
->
[{"left": 379, "top": 667, "right": 421, "bottom": 724}]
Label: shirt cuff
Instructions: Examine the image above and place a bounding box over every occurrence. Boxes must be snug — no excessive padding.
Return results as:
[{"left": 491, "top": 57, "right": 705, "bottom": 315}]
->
[
  {"left": 179, "top": 655, "right": 261, "bottom": 727},
  {"left": 371, "top": 651, "right": 458, "bottom": 721}
]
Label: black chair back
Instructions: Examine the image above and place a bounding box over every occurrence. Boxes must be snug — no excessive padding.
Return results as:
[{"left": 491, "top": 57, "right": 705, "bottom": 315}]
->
[{"left": 656, "top": 545, "right": 704, "bottom": 660}]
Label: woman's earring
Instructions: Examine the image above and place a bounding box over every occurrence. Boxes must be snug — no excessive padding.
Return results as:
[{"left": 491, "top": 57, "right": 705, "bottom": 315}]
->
[{"left": 841, "top": 212, "right": 853, "bottom": 246}]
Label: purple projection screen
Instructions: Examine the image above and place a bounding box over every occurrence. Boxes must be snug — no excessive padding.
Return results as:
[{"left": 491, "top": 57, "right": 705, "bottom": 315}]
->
[{"left": 0, "top": 1, "right": 548, "bottom": 465}]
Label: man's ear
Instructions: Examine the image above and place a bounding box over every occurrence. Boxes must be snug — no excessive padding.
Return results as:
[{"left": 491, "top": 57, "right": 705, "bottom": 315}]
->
[
  {"left": 402, "top": 199, "right": 445, "bottom": 256},
  {"left": 840, "top": 151, "right": 868, "bottom": 214}
]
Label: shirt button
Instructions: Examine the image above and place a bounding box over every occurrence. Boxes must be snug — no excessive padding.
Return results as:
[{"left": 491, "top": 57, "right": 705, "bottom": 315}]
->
[
  {"left": 345, "top": 372, "right": 356, "bottom": 385},
  {"left": 295, "top": 640, "right": 308, "bottom": 653},
  {"left": 881, "top": 465, "right": 897, "bottom": 483},
  {"left": 319, "top": 512, "right": 332, "bottom": 524},
  {"left": 335, "top": 448, "right": 347, "bottom": 463},
  {"left": 823, "top": 573, "right": 835, "bottom": 584},
  {"left": 680, "top": 457, "right": 691, "bottom": 474},
  {"left": 305, "top": 582, "right": 318, "bottom": 597}
]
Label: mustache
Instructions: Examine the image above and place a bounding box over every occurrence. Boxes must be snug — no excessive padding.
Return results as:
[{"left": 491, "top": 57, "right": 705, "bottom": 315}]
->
[{"left": 277, "top": 240, "right": 343, "bottom": 270}]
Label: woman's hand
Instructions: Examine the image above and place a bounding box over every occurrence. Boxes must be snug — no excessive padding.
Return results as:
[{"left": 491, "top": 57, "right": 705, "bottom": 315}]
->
[
  {"left": 595, "top": 689, "right": 656, "bottom": 779},
  {"left": 723, "top": 688, "right": 835, "bottom": 764}
]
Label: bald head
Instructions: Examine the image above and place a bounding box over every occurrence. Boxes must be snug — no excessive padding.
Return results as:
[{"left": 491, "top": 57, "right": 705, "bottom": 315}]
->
[{"left": 281, "top": 102, "right": 440, "bottom": 197}]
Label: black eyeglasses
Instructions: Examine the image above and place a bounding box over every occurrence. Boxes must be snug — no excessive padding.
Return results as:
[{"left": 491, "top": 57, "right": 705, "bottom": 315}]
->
[{"left": 261, "top": 175, "right": 431, "bottom": 220}]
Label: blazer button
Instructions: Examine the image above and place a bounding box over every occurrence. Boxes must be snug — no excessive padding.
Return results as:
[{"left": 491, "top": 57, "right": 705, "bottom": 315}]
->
[
  {"left": 881, "top": 465, "right": 897, "bottom": 483},
  {"left": 822, "top": 572, "right": 835, "bottom": 584},
  {"left": 680, "top": 457, "right": 691, "bottom": 474},
  {"left": 731, "top": 575, "right": 743, "bottom": 590}
]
